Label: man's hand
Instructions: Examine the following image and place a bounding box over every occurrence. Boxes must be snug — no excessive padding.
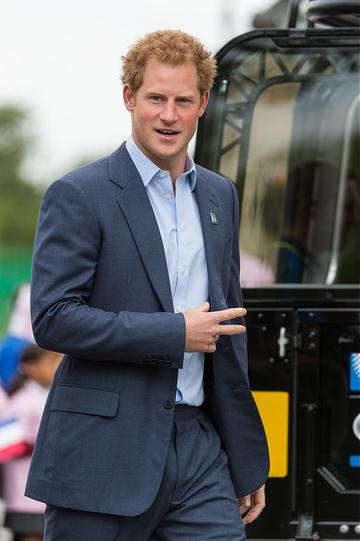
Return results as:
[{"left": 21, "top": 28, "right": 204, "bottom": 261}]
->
[
  {"left": 237, "top": 484, "right": 265, "bottom": 525},
  {"left": 183, "top": 302, "right": 246, "bottom": 353}
]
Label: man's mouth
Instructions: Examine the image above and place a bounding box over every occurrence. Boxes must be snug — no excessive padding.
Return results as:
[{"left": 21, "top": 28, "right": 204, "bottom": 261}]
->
[{"left": 154, "top": 129, "right": 180, "bottom": 136}]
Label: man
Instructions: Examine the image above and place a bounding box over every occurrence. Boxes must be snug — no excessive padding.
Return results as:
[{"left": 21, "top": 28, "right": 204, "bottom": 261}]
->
[{"left": 26, "top": 30, "right": 269, "bottom": 540}]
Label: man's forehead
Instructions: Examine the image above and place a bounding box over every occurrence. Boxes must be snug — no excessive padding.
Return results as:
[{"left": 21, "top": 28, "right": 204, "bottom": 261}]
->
[{"left": 140, "top": 59, "right": 200, "bottom": 91}]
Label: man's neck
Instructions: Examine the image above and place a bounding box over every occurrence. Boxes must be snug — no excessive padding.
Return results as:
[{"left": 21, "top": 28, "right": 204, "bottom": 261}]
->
[{"left": 131, "top": 135, "right": 188, "bottom": 185}]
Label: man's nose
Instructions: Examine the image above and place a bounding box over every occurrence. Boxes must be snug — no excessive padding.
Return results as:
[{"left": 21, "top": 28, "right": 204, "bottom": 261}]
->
[{"left": 159, "top": 102, "right": 178, "bottom": 123}]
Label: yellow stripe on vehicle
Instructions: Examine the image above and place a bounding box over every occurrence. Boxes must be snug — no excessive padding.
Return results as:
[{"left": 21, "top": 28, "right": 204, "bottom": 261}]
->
[{"left": 253, "top": 391, "right": 289, "bottom": 478}]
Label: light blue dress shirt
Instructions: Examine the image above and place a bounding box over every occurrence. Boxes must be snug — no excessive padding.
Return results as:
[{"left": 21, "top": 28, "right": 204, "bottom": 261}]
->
[{"left": 126, "top": 136, "right": 209, "bottom": 406}]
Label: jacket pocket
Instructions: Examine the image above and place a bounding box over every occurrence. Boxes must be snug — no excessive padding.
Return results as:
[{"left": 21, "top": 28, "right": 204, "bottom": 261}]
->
[{"left": 50, "top": 384, "right": 119, "bottom": 417}]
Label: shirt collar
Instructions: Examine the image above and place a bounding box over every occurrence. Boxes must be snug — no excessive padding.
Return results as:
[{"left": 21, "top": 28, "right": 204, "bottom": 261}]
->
[{"left": 126, "top": 135, "right": 197, "bottom": 191}]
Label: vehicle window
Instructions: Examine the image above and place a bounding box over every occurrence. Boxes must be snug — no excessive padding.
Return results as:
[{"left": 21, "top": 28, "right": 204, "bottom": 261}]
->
[{"left": 211, "top": 38, "right": 360, "bottom": 286}]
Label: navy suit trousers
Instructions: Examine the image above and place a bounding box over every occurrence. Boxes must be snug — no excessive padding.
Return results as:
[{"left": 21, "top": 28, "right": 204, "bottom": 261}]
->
[{"left": 44, "top": 408, "right": 246, "bottom": 541}]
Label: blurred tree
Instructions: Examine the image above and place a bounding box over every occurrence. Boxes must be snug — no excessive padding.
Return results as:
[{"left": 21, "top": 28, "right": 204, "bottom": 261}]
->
[
  {"left": 0, "top": 105, "right": 41, "bottom": 335},
  {"left": 0, "top": 105, "right": 41, "bottom": 245}
]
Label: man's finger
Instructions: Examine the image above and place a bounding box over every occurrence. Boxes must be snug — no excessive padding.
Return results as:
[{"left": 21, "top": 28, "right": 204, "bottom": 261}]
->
[
  {"left": 242, "top": 501, "right": 265, "bottom": 525},
  {"left": 216, "top": 324, "right": 246, "bottom": 336},
  {"left": 237, "top": 495, "right": 251, "bottom": 512},
  {"left": 241, "top": 485, "right": 266, "bottom": 525},
  {"left": 237, "top": 495, "right": 251, "bottom": 506},
  {"left": 205, "top": 343, "right": 217, "bottom": 353},
  {"left": 213, "top": 307, "right": 247, "bottom": 323}
]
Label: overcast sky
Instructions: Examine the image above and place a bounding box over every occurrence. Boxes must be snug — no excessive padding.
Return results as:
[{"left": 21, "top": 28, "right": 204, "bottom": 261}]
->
[{"left": 1, "top": 0, "right": 272, "bottom": 186}]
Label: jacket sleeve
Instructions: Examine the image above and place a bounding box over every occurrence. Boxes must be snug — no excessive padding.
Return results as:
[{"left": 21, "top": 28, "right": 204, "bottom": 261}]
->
[
  {"left": 31, "top": 178, "right": 185, "bottom": 368},
  {"left": 226, "top": 179, "right": 249, "bottom": 383}
]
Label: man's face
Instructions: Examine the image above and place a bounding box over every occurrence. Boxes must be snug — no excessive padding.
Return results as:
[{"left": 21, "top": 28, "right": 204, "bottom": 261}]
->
[{"left": 123, "top": 59, "right": 209, "bottom": 176}]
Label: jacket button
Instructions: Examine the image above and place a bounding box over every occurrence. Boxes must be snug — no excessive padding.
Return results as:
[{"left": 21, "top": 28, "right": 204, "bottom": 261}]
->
[{"left": 163, "top": 400, "right": 174, "bottom": 409}]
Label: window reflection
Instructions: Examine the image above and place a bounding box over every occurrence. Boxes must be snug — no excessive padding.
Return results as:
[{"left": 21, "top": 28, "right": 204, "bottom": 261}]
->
[{"left": 215, "top": 45, "right": 359, "bottom": 286}]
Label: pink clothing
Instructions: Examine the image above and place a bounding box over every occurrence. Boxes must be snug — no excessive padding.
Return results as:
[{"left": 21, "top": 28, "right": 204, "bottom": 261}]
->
[
  {"left": 240, "top": 251, "right": 274, "bottom": 287},
  {"left": 1, "top": 380, "right": 48, "bottom": 513}
]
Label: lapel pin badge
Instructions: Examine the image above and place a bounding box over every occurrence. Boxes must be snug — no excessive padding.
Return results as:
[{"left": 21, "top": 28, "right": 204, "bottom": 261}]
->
[{"left": 210, "top": 211, "right": 217, "bottom": 225}]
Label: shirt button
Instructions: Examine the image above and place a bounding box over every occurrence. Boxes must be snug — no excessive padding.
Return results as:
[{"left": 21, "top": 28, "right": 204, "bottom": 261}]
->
[
  {"left": 164, "top": 193, "right": 172, "bottom": 199},
  {"left": 179, "top": 226, "right": 185, "bottom": 233},
  {"left": 163, "top": 400, "right": 174, "bottom": 409},
  {"left": 176, "top": 304, "right": 183, "bottom": 311},
  {"left": 159, "top": 171, "right": 167, "bottom": 179}
]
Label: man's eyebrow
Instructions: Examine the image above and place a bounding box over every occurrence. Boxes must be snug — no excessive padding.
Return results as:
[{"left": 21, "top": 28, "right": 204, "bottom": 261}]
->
[{"left": 144, "top": 90, "right": 196, "bottom": 99}]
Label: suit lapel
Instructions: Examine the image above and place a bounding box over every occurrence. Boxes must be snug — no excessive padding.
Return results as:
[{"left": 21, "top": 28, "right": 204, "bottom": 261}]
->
[
  {"left": 108, "top": 145, "right": 228, "bottom": 313},
  {"left": 194, "top": 168, "right": 227, "bottom": 311},
  {"left": 108, "top": 144, "right": 174, "bottom": 313}
]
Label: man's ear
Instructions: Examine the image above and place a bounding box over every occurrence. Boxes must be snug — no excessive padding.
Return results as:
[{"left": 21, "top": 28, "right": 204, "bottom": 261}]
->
[
  {"left": 198, "top": 90, "right": 210, "bottom": 118},
  {"left": 123, "top": 84, "right": 136, "bottom": 112}
]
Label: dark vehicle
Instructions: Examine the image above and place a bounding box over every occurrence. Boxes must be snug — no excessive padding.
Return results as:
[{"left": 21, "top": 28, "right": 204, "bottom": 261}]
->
[{"left": 195, "top": 1, "right": 360, "bottom": 539}]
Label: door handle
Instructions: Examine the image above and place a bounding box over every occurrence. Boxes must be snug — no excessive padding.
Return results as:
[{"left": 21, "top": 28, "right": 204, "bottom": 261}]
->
[{"left": 278, "top": 326, "right": 289, "bottom": 358}]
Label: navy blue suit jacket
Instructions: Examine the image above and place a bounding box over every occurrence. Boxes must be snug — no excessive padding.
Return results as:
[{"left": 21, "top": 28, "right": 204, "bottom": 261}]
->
[{"left": 25, "top": 143, "right": 269, "bottom": 516}]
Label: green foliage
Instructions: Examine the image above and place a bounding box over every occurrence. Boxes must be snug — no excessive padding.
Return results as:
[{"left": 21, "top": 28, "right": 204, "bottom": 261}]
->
[
  {"left": 0, "top": 106, "right": 29, "bottom": 182},
  {"left": 0, "top": 105, "right": 41, "bottom": 246},
  {"left": 0, "top": 246, "right": 32, "bottom": 335},
  {"left": 0, "top": 104, "right": 41, "bottom": 334}
]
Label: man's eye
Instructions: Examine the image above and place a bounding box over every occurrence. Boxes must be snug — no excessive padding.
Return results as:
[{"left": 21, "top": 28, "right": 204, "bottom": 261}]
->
[
  {"left": 149, "top": 96, "right": 163, "bottom": 102},
  {"left": 178, "top": 98, "right": 191, "bottom": 104}
]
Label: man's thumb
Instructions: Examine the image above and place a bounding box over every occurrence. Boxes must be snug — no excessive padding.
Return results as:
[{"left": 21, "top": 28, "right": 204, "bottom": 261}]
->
[{"left": 195, "top": 302, "right": 210, "bottom": 312}]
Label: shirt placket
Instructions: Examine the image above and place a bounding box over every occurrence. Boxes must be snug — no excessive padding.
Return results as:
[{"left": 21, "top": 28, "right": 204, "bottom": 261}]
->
[
  {"left": 173, "top": 176, "right": 190, "bottom": 315},
  {"left": 174, "top": 176, "right": 196, "bottom": 401}
]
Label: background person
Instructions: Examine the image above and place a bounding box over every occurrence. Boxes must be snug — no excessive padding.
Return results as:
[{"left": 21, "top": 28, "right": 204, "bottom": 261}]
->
[
  {"left": 0, "top": 284, "right": 34, "bottom": 391},
  {"left": 1, "top": 345, "right": 60, "bottom": 541}
]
